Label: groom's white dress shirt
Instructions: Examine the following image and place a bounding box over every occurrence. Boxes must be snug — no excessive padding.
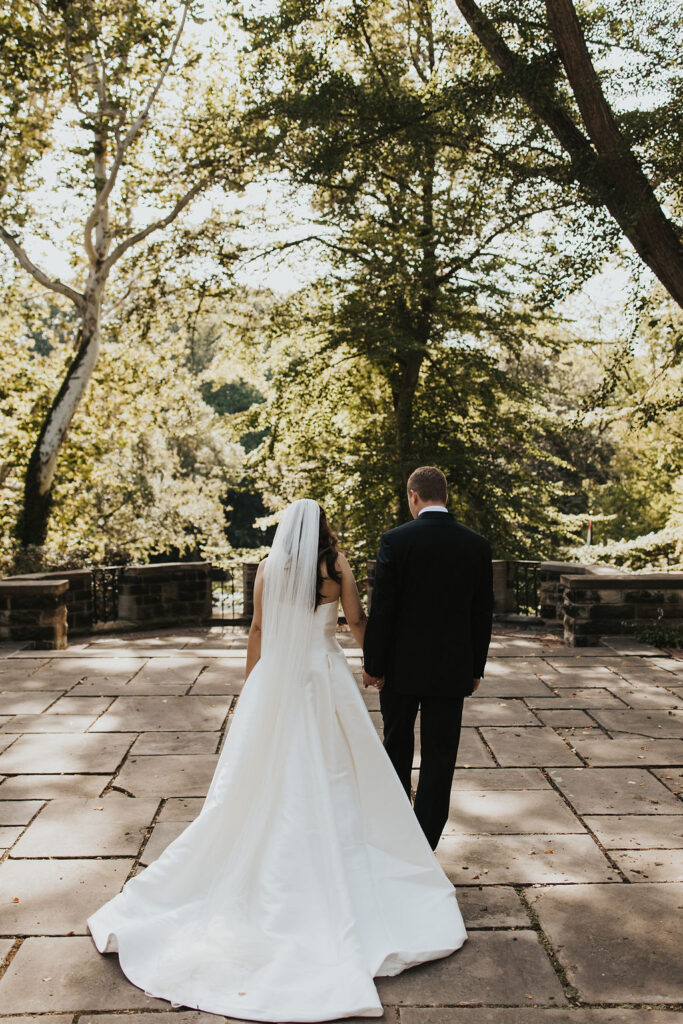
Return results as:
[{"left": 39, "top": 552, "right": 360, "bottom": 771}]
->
[{"left": 418, "top": 505, "right": 448, "bottom": 515}]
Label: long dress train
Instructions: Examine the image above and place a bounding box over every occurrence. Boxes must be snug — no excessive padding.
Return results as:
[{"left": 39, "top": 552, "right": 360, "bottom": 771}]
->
[{"left": 87, "top": 599, "right": 467, "bottom": 1021}]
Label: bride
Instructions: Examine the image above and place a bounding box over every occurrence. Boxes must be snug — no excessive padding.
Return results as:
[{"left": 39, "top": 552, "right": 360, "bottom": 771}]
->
[{"left": 87, "top": 499, "right": 467, "bottom": 1021}]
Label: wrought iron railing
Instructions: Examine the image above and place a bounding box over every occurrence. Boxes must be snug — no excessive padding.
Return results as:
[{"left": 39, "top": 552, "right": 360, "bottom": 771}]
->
[
  {"left": 211, "top": 563, "right": 249, "bottom": 624},
  {"left": 91, "top": 566, "right": 124, "bottom": 623},
  {"left": 511, "top": 560, "right": 541, "bottom": 616}
]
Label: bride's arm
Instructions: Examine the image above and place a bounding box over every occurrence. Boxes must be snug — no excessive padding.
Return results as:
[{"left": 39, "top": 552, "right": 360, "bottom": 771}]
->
[
  {"left": 245, "top": 560, "right": 266, "bottom": 680},
  {"left": 338, "top": 553, "right": 367, "bottom": 648}
]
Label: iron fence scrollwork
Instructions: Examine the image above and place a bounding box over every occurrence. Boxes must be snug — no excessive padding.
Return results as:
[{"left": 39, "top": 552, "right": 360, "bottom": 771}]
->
[
  {"left": 91, "top": 567, "right": 124, "bottom": 623},
  {"left": 511, "top": 560, "right": 541, "bottom": 617}
]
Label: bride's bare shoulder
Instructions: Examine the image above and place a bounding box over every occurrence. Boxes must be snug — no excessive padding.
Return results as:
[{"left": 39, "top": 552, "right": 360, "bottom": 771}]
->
[{"left": 334, "top": 551, "right": 352, "bottom": 575}]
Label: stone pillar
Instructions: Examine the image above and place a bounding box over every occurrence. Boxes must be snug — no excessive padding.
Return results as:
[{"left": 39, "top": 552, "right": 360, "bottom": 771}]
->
[
  {"left": 242, "top": 563, "right": 259, "bottom": 621},
  {"left": 562, "top": 572, "right": 683, "bottom": 647},
  {"left": 0, "top": 579, "right": 69, "bottom": 649},
  {"left": 366, "top": 560, "right": 376, "bottom": 610},
  {"left": 7, "top": 568, "right": 93, "bottom": 633},
  {"left": 492, "top": 560, "right": 516, "bottom": 614}
]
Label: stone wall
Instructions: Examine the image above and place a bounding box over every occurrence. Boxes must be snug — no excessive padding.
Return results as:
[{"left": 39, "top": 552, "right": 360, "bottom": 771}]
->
[
  {"left": 1, "top": 561, "right": 212, "bottom": 647},
  {"left": 8, "top": 569, "right": 93, "bottom": 633},
  {"left": 117, "top": 562, "right": 212, "bottom": 627},
  {"left": 538, "top": 562, "right": 625, "bottom": 622},
  {"left": 0, "top": 579, "right": 68, "bottom": 649},
  {"left": 562, "top": 572, "right": 683, "bottom": 647}
]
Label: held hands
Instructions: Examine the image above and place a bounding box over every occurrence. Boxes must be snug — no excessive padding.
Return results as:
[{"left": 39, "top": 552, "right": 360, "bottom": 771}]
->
[{"left": 362, "top": 669, "right": 384, "bottom": 691}]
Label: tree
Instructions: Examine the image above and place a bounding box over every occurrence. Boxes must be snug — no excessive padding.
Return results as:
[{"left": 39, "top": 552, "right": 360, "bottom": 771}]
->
[
  {"left": 453, "top": 0, "right": 683, "bottom": 314},
  {"left": 0, "top": 0, "right": 243, "bottom": 546},
  {"left": 236, "top": 0, "right": 586, "bottom": 520},
  {"left": 0, "top": 281, "right": 244, "bottom": 572}
]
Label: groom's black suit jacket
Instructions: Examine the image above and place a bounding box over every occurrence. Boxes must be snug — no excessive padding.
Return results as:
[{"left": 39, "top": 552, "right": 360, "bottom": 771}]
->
[{"left": 363, "top": 511, "right": 493, "bottom": 698}]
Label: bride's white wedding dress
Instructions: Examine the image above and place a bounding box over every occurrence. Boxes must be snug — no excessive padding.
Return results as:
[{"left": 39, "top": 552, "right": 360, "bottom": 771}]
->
[{"left": 88, "top": 509, "right": 467, "bottom": 1022}]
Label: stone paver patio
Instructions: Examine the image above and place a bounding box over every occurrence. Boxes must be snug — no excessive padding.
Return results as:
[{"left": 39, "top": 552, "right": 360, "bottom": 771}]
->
[{"left": 1, "top": 627, "right": 682, "bottom": 1022}]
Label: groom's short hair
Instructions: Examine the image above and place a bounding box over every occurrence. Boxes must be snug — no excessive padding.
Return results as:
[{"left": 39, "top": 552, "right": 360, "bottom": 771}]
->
[{"left": 407, "top": 466, "right": 448, "bottom": 503}]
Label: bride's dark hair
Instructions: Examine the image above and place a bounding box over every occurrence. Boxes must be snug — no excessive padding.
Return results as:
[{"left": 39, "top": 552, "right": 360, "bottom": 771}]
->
[{"left": 316, "top": 505, "right": 342, "bottom": 609}]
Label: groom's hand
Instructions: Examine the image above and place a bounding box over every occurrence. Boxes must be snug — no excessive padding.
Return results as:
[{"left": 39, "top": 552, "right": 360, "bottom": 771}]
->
[
  {"left": 473, "top": 677, "right": 482, "bottom": 691},
  {"left": 362, "top": 669, "right": 384, "bottom": 690}
]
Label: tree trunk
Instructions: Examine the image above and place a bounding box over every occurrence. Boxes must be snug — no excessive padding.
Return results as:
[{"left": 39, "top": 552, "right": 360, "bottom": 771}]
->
[
  {"left": 454, "top": 0, "right": 683, "bottom": 312},
  {"left": 544, "top": 0, "right": 683, "bottom": 310},
  {"left": 391, "top": 349, "right": 425, "bottom": 521},
  {"left": 17, "top": 290, "right": 103, "bottom": 547}
]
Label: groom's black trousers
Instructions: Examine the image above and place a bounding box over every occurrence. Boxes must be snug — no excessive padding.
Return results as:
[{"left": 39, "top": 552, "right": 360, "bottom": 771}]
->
[{"left": 379, "top": 687, "right": 464, "bottom": 850}]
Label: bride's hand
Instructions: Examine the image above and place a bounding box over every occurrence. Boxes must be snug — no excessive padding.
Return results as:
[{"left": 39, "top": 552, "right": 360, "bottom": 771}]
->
[{"left": 362, "top": 669, "right": 383, "bottom": 690}]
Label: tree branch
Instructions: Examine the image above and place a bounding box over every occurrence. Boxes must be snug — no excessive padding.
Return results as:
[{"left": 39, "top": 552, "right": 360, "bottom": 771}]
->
[
  {"left": 0, "top": 226, "right": 84, "bottom": 308},
  {"left": 83, "top": 0, "right": 192, "bottom": 263},
  {"left": 454, "top": 0, "right": 683, "bottom": 312},
  {"left": 101, "top": 179, "right": 207, "bottom": 273}
]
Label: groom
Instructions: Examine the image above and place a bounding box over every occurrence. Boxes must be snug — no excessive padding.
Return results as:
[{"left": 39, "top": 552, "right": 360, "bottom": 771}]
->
[{"left": 362, "top": 466, "right": 493, "bottom": 850}]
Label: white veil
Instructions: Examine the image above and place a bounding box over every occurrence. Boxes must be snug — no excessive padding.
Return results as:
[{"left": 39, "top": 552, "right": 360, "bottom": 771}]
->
[
  {"left": 260, "top": 497, "right": 321, "bottom": 686},
  {"left": 201, "top": 497, "right": 320, "bottom": 811}
]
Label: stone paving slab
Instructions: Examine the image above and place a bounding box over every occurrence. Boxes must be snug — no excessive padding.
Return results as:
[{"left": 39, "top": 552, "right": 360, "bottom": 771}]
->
[
  {"left": 448, "top": 767, "right": 551, "bottom": 790},
  {"left": 1, "top": 1017, "right": 75, "bottom": 1024},
  {"left": 528, "top": 882, "right": 683, "bottom": 1002},
  {"left": 455, "top": 884, "right": 530, "bottom": 927},
  {"left": 604, "top": 657, "right": 683, "bottom": 682},
  {"left": 0, "top": 936, "right": 168, "bottom": 1011},
  {"left": 0, "top": 857, "right": 133, "bottom": 933},
  {"left": 444, "top": 790, "right": 585, "bottom": 835},
  {"left": 0, "top": 714, "right": 100, "bottom": 733},
  {"left": 0, "top": 826, "right": 22, "bottom": 848},
  {"left": 547, "top": 767, "right": 683, "bottom": 814},
  {"left": 652, "top": 767, "right": 683, "bottom": 794},
  {"left": 479, "top": 727, "right": 582, "bottom": 766},
  {"left": 0, "top": 692, "right": 62, "bottom": 715},
  {"left": 157, "top": 796, "right": 205, "bottom": 820},
  {"left": 400, "top": 1011, "right": 683, "bottom": 1023},
  {"left": 130, "top": 731, "right": 220, "bottom": 754},
  {"left": 0, "top": 658, "right": 49, "bottom": 678},
  {"left": 525, "top": 689, "right": 629, "bottom": 708},
  {"left": 376, "top": 930, "right": 566, "bottom": 1006},
  {"left": 32, "top": 658, "right": 146, "bottom": 686},
  {"left": 608, "top": 847, "right": 683, "bottom": 881},
  {"left": 534, "top": 709, "right": 596, "bottom": 727},
  {"left": 590, "top": 708, "right": 683, "bottom": 737},
  {"left": 462, "top": 699, "right": 540, "bottom": 726},
  {"left": 0, "top": 940, "right": 15, "bottom": 963},
  {"left": 477, "top": 677, "right": 556, "bottom": 699},
  {"left": 113, "top": 753, "right": 219, "bottom": 796},
  {"left": 10, "top": 793, "right": 159, "bottom": 857},
  {"left": 90, "top": 695, "right": 230, "bottom": 732},
  {"left": 139, "top": 820, "right": 188, "bottom": 864},
  {"left": 454, "top": 729, "right": 496, "bottom": 768},
  {"left": 123, "top": 657, "right": 206, "bottom": 692},
  {"left": 584, "top": 813, "right": 683, "bottom": 848},
  {"left": 539, "top": 661, "right": 616, "bottom": 678},
  {"left": 46, "top": 695, "right": 114, "bottom": 715},
  {"left": 400, "top": 724, "right": 496, "bottom": 768},
  {"left": 0, "top": 733, "right": 135, "bottom": 774},
  {"left": 78, "top": 1014, "right": 223, "bottom": 1024},
  {"left": 651, "top": 656, "right": 683, "bottom": 675},
  {"left": 78, "top": 1014, "right": 221, "bottom": 1024},
  {"left": 0, "top": 773, "right": 110, "bottom": 798},
  {"left": 437, "top": 833, "right": 619, "bottom": 884},
  {"left": 607, "top": 684, "right": 683, "bottom": 710},
  {"left": 189, "top": 662, "right": 246, "bottom": 694},
  {"left": 559, "top": 730, "right": 683, "bottom": 766},
  {"left": 0, "top": 799, "right": 44, "bottom": 824}
]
